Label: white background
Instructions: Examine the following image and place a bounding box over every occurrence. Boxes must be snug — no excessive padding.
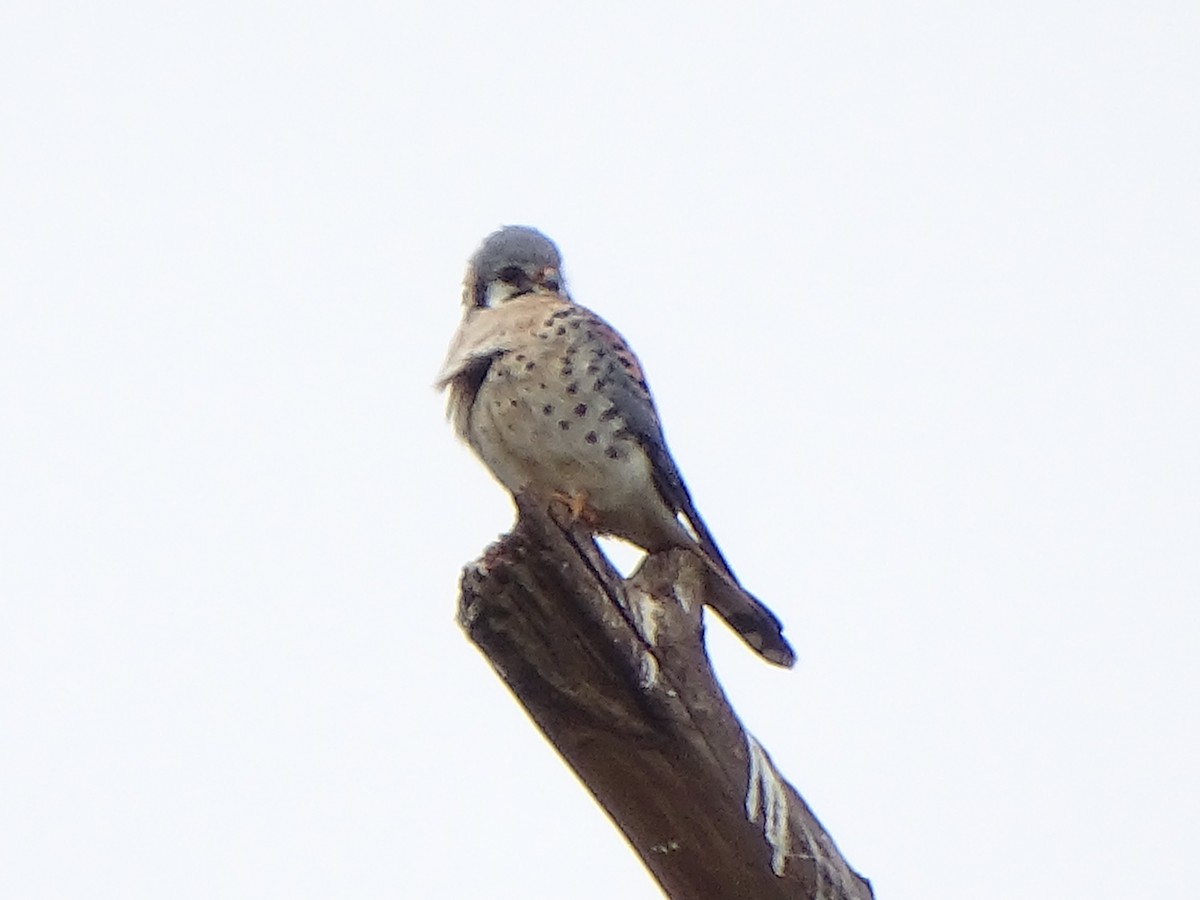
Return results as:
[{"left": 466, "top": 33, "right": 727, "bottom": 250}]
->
[{"left": 2, "top": 3, "right": 1197, "bottom": 898}]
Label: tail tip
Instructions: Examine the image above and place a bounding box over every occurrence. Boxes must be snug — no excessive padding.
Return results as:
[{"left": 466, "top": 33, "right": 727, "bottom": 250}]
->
[{"left": 739, "top": 627, "right": 797, "bottom": 668}]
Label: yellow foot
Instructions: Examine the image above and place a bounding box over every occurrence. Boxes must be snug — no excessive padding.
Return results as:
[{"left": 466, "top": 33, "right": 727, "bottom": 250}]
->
[{"left": 551, "top": 489, "right": 599, "bottom": 526}]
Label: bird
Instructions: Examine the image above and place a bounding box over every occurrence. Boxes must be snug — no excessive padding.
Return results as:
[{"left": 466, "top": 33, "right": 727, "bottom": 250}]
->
[{"left": 436, "top": 225, "right": 794, "bottom": 668}]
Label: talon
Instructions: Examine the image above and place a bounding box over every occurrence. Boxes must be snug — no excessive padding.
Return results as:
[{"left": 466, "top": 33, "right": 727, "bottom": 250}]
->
[{"left": 552, "top": 489, "right": 598, "bottom": 526}]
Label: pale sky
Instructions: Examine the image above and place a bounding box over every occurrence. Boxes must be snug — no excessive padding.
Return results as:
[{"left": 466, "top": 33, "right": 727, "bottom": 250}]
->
[{"left": 2, "top": 3, "right": 1197, "bottom": 898}]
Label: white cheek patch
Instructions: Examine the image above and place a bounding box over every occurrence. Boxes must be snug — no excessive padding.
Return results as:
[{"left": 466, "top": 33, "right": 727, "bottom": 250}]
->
[{"left": 484, "top": 280, "right": 520, "bottom": 307}]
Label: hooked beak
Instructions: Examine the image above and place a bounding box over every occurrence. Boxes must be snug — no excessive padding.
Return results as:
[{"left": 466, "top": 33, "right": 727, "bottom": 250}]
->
[{"left": 535, "top": 266, "right": 561, "bottom": 292}]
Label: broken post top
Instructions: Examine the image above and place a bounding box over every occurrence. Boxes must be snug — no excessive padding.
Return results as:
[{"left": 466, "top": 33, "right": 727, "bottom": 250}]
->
[{"left": 456, "top": 501, "right": 873, "bottom": 900}]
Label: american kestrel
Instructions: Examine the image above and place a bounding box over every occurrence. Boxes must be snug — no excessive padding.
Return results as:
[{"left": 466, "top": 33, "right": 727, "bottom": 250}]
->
[{"left": 437, "top": 226, "right": 794, "bottom": 668}]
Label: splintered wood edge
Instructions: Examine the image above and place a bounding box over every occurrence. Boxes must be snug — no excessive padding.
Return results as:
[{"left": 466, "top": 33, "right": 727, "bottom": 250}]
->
[{"left": 455, "top": 502, "right": 874, "bottom": 900}]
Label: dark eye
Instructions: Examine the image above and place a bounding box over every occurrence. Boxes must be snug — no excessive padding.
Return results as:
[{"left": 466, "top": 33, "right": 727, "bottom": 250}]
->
[{"left": 497, "top": 266, "right": 525, "bottom": 284}]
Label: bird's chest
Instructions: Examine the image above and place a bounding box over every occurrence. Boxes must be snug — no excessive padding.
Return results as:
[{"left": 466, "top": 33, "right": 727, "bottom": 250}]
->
[{"left": 468, "top": 334, "right": 643, "bottom": 498}]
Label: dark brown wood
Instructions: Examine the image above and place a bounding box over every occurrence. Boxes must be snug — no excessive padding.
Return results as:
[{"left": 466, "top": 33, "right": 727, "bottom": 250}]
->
[{"left": 457, "top": 497, "right": 873, "bottom": 900}]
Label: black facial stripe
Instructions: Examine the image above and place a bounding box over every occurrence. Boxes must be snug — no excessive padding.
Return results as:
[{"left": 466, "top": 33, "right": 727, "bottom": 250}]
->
[{"left": 497, "top": 266, "right": 527, "bottom": 286}]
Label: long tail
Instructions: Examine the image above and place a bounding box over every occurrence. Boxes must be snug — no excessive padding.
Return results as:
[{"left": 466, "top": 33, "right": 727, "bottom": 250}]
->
[
  {"left": 687, "top": 547, "right": 796, "bottom": 668},
  {"left": 644, "top": 441, "right": 795, "bottom": 666}
]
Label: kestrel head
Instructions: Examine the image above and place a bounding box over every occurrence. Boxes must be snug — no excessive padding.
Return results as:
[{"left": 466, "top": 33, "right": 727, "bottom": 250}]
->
[{"left": 463, "top": 225, "right": 565, "bottom": 309}]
